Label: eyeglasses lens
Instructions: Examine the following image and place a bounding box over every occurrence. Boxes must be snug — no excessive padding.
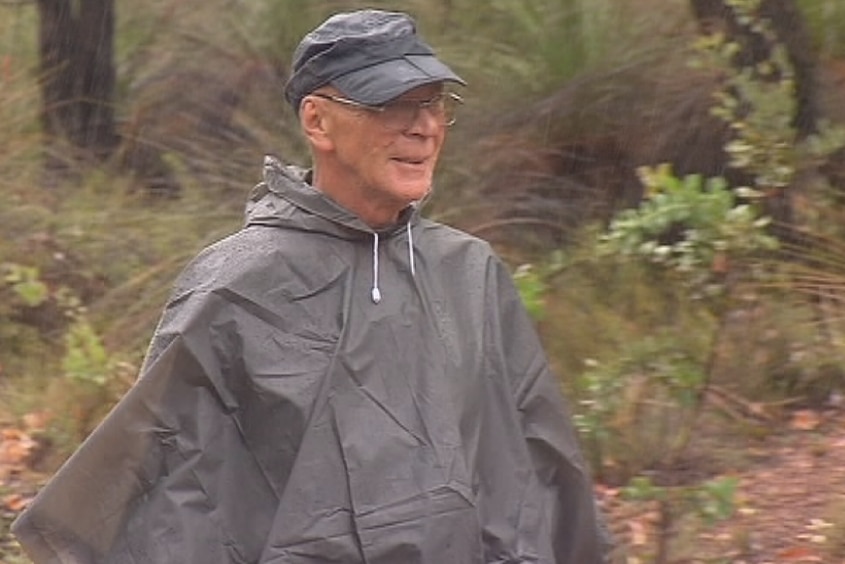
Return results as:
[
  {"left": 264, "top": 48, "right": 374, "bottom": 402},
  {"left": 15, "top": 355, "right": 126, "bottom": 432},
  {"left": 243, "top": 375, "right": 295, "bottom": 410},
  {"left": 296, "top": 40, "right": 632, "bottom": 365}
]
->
[{"left": 382, "top": 94, "right": 460, "bottom": 130}]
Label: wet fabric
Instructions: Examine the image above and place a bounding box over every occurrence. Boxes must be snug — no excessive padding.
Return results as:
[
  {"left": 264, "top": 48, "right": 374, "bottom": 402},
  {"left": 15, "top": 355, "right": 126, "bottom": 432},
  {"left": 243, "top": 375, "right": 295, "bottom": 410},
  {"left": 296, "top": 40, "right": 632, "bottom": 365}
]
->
[{"left": 12, "top": 156, "right": 611, "bottom": 563}]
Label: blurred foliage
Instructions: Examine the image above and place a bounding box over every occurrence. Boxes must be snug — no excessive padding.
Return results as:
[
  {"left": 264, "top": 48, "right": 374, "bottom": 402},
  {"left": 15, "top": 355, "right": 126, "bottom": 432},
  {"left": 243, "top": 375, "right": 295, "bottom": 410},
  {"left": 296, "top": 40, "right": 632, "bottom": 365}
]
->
[
  {"left": 575, "top": 333, "right": 708, "bottom": 481},
  {"left": 3, "top": 265, "right": 49, "bottom": 308},
  {"left": 693, "top": 0, "right": 845, "bottom": 191},
  {"left": 560, "top": 160, "right": 779, "bottom": 483},
  {"left": 600, "top": 165, "right": 778, "bottom": 300},
  {"left": 624, "top": 474, "right": 739, "bottom": 526},
  {"left": 799, "top": 0, "right": 845, "bottom": 58},
  {"left": 513, "top": 3, "right": 845, "bottom": 559},
  {"left": 622, "top": 473, "right": 739, "bottom": 561},
  {"left": 512, "top": 264, "right": 549, "bottom": 321}
]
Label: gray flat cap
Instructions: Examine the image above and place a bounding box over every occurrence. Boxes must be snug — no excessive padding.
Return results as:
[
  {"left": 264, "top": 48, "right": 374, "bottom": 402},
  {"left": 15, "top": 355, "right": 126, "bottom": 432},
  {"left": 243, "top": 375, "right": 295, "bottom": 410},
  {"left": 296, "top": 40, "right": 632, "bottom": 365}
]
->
[{"left": 284, "top": 10, "right": 466, "bottom": 113}]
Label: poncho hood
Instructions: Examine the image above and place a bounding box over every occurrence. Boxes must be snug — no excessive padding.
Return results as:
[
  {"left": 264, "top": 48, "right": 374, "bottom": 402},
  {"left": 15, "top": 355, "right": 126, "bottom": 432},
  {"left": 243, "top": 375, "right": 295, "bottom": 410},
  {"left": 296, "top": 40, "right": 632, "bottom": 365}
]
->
[
  {"left": 13, "top": 157, "right": 611, "bottom": 563},
  {"left": 246, "top": 155, "right": 421, "bottom": 304},
  {"left": 246, "top": 155, "right": 418, "bottom": 238}
]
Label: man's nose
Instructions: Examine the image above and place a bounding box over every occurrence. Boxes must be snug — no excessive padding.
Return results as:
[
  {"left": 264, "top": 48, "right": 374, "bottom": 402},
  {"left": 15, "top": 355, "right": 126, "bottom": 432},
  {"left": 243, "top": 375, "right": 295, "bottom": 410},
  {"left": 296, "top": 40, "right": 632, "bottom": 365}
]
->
[{"left": 405, "top": 106, "right": 442, "bottom": 135}]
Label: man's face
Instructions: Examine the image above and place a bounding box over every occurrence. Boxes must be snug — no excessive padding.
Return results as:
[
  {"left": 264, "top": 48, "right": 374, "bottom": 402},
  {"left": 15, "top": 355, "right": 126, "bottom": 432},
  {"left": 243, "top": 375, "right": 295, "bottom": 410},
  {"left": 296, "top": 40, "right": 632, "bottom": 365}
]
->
[{"left": 315, "top": 83, "right": 449, "bottom": 227}]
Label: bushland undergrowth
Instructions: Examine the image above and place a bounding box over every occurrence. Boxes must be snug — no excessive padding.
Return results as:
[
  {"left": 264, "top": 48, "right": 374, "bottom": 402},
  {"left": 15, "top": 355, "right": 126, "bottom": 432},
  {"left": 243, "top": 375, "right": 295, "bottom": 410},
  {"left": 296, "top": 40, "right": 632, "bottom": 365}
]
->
[{"left": 517, "top": 1, "right": 845, "bottom": 560}]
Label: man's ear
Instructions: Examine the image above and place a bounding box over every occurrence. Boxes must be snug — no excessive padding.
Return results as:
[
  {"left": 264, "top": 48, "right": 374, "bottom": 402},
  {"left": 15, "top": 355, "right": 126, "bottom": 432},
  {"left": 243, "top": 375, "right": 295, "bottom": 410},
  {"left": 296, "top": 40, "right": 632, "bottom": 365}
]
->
[{"left": 300, "top": 97, "right": 334, "bottom": 151}]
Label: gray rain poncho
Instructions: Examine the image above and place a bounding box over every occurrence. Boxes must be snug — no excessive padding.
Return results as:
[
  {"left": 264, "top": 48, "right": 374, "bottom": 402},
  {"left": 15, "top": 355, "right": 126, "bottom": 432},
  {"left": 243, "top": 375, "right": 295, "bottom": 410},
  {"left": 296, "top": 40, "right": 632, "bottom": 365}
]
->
[{"left": 13, "top": 156, "right": 610, "bottom": 563}]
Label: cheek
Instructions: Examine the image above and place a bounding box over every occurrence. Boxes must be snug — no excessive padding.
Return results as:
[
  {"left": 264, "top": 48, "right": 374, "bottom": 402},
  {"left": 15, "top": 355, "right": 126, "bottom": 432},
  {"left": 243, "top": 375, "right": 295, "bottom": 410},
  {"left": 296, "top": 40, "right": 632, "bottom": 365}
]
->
[{"left": 366, "top": 142, "right": 399, "bottom": 175}]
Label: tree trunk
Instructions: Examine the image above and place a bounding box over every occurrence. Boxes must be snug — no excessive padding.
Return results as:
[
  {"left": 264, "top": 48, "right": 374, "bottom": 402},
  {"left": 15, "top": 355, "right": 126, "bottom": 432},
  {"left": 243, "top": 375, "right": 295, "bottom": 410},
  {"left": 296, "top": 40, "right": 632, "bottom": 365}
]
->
[
  {"left": 37, "top": 0, "right": 118, "bottom": 165},
  {"left": 689, "top": 0, "right": 820, "bottom": 137},
  {"left": 689, "top": 0, "right": 820, "bottom": 242},
  {"left": 76, "top": 0, "right": 118, "bottom": 155},
  {"left": 36, "top": 0, "right": 75, "bottom": 143}
]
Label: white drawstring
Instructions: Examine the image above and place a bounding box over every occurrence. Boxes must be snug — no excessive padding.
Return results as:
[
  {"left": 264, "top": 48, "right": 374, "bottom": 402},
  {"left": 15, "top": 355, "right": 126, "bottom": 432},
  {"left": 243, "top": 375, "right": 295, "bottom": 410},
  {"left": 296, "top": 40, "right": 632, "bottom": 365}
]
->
[
  {"left": 406, "top": 221, "right": 416, "bottom": 277},
  {"left": 370, "top": 224, "right": 415, "bottom": 304},
  {"left": 371, "top": 232, "right": 381, "bottom": 303}
]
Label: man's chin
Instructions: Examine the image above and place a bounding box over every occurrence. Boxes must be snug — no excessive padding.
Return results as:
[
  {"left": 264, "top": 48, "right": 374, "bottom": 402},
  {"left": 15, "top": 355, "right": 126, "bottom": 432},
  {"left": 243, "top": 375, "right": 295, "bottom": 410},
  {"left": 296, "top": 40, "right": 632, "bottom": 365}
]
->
[
  {"left": 385, "top": 176, "right": 431, "bottom": 201},
  {"left": 401, "top": 185, "right": 432, "bottom": 206}
]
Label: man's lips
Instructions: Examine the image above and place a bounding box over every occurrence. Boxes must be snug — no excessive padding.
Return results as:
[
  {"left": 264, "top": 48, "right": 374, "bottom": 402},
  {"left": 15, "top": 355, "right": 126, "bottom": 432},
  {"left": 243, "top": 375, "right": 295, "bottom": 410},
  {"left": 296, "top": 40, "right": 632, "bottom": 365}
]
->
[{"left": 391, "top": 156, "right": 428, "bottom": 165}]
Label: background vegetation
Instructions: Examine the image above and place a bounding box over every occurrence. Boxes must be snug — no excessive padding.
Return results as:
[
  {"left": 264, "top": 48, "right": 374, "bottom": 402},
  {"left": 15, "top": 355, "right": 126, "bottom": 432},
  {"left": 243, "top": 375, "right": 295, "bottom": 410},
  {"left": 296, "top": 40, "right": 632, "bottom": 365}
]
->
[{"left": 3, "top": 0, "right": 845, "bottom": 562}]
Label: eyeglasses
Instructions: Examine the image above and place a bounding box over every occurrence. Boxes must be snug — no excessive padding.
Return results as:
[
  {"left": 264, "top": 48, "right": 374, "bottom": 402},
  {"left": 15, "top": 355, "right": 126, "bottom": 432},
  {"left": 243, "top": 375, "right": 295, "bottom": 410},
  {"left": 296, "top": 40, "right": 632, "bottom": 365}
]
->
[{"left": 311, "top": 91, "right": 463, "bottom": 131}]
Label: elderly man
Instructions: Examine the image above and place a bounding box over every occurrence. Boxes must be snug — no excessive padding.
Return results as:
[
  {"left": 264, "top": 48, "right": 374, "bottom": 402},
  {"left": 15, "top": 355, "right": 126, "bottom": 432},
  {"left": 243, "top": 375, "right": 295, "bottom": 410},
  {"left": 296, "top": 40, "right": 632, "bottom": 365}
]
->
[{"left": 13, "top": 9, "right": 610, "bottom": 563}]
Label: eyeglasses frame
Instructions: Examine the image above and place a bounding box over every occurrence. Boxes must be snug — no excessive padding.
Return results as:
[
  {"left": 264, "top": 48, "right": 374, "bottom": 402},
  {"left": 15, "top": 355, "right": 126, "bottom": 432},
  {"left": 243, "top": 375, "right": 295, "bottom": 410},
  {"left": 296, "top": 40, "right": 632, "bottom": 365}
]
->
[{"left": 309, "top": 91, "right": 463, "bottom": 128}]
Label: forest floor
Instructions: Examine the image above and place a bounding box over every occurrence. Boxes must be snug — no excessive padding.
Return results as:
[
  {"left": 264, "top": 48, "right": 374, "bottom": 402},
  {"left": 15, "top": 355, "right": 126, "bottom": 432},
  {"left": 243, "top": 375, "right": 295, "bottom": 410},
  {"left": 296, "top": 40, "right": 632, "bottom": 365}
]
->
[
  {"left": 702, "top": 408, "right": 845, "bottom": 564},
  {"left": 1, "top": 405, "right": 844, "bottom": 563},
  {"left": 599, "top": 405, "right": 845, "bottom": 563}
]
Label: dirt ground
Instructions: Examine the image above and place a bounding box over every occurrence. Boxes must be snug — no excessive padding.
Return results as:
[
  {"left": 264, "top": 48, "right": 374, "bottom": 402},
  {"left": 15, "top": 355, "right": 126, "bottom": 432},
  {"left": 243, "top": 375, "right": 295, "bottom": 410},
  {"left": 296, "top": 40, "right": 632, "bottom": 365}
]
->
[
  {"left": 701, "top": 407, "right": 845, "bottom": 563},
  {"left": 597, "top": 406, "right": 845, "bottom": 563}
]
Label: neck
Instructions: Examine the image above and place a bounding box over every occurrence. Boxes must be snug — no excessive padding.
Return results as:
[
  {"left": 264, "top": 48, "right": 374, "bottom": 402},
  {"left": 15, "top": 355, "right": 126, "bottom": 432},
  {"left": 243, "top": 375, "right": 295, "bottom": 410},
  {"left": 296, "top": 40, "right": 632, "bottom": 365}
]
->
[{"left": 311, "top": 168, "right": 404, "bottom": 229}]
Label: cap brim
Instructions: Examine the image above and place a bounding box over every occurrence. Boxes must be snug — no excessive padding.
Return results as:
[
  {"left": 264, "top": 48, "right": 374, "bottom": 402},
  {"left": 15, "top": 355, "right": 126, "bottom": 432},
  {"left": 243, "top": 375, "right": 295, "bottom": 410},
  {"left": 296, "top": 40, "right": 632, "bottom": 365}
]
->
[{"left": 331, "top": 55, "right": 466, "bottom": 105}]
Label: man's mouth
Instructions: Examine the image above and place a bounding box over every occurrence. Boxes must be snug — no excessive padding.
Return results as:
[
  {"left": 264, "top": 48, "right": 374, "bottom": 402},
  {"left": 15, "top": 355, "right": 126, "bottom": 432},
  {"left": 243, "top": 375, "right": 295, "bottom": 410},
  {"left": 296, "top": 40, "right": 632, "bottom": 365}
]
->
[{"left": 392, "top": 156, "right": 427, "bottom": 165}]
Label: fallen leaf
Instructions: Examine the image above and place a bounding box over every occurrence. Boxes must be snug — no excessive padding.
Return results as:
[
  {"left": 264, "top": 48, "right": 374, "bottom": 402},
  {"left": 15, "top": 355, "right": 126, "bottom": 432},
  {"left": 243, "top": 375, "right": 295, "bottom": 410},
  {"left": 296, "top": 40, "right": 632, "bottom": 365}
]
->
[
  {"left": 790, "top": 410, "right": 821, "bottom": 431},
  {"left": 712, "top": 252, "right": 730, "bottom": 273},
  {"left": 0, "top": 428, "right": 37, "bottom": 468},
  {"left": 2, "top": 493, "right": 30, "bottom": 512},
  {"left": 807, "top": 519, "right": 833, "bottom": 530},
  {"left": 776, "top": 545, "right": 822, "bottom": 561},
  {"left": 778, "top": 546, "right": 822, "bottom": 562},
  {"left": 22, "top": 411, "right": 50, "bottom": 432},
  {"left": 0, "top": 428, "right": 23, "bottom": 441},
  {"left": 628, "top": 519, "right": 648, "bottom": 546}
]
